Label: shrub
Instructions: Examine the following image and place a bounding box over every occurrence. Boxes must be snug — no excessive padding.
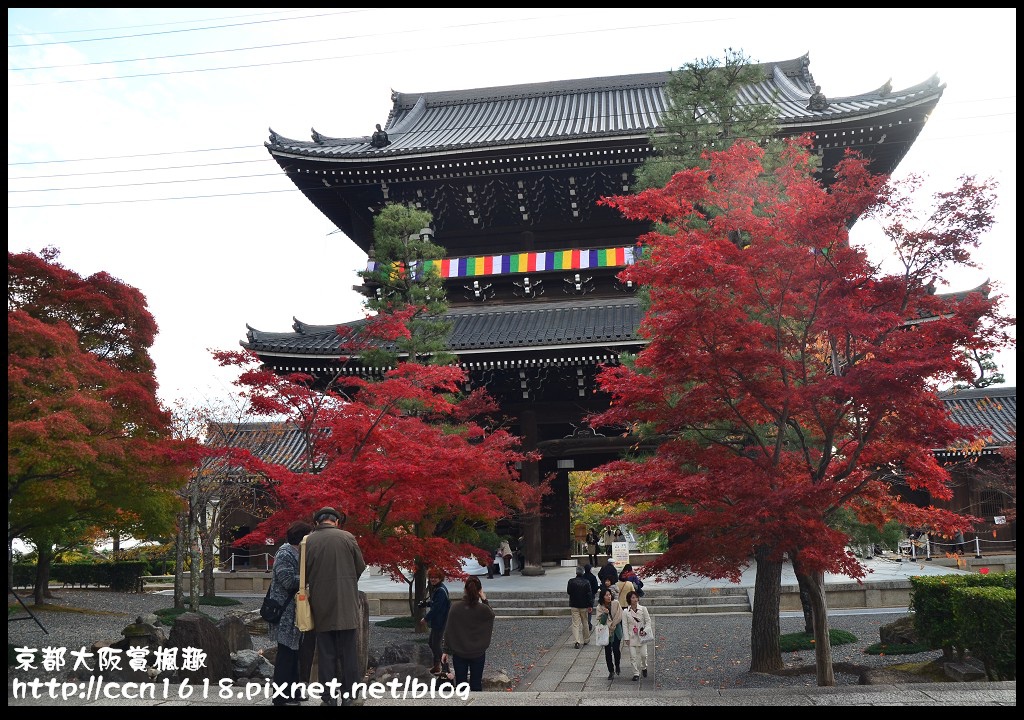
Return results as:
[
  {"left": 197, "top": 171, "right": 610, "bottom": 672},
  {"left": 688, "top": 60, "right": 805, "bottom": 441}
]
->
[
  {"left": 953, "top": 585, "right": 1016, "bottom": 680},
  {"left": 909, "top": 571, "right": 1015, "bottom": 661}
]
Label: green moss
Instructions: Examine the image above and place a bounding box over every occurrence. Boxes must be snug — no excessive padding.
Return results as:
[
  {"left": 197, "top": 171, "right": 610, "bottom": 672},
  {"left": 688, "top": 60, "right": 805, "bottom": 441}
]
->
[
  {"left": 153, "top": 607, "right": 216, "bottom": 626},
  {"left": 779, "top": 628, "right": 858, "bottom": 652},
  {"left": 375, "top": 615, "right": 420, "bottom": 629}
]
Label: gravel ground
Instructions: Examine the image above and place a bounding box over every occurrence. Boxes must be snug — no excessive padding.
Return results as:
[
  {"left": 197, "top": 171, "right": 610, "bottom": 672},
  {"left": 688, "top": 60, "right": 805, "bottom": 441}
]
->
[{"left": 8, "top": 589, "right": 944, "bottom": 691}]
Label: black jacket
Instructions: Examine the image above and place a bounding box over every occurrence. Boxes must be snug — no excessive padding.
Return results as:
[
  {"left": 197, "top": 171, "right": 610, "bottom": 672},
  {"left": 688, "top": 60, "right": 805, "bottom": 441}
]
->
[
  {"left": 598, "top": 562, "right": 618, "bottom": 586},
  {"left": 567, "top": 576, "right": 594, "bottom": 609}
]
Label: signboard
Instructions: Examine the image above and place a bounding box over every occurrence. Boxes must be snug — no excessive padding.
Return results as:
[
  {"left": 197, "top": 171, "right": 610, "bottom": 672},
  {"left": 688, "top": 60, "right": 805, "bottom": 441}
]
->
[
  {"left": 265, "top": 538, "right": 275, "bottom": 545},
  {"left": 993, "top": 515, "right": 1007, "bottom": 525},
  {"left": 573, "top": 523, "right": 588, "bottom": 541},
  {"left": 611, "top": 541, "right": 629, "bottom": 567}
]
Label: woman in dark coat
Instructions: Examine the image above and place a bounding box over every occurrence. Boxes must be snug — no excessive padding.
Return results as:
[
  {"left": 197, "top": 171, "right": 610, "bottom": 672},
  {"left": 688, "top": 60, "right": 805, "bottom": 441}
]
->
[
  {"left": 268, "top": 520, "right": 311, "bottom": 705},
  {"left": 442, "top": 575, "right": 495, "bottom": 691}
]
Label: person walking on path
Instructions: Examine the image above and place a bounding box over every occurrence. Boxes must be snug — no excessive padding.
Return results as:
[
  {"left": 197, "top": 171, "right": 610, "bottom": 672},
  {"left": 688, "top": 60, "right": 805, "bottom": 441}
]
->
[
  {"left": 582, "top": 564, "right": 599, "bottom": 631},
  {"left": 615, "top": 574, "right": 636, "bottom": 609},
  {"left": 594, "top": 586, "right": 623, "bottom": 680},
  {"left": 619, "top": 563, "right": 644, "bottom": 597},
  {"left": 442, "top": 576, "right": 495, "bottom": 692},
  {"left": 304, "top": 506, "right": 366, "bottom": 706},
  {"left": 622, "top": 590, "right": 653, "bottom": 681},
  {"left": 268, "top": 520, "right": 311, "bottom": 705},
  {"left": 586, "top": 528, "right": 599, "bottom": 567},
  {"left": 598, "top": 574, "right": 619, "bottom": 606},
  {"left": 417, "top": 567, "right": 451, "bottom": 676},
  {"left": 566, "top": 566, "right": 593, "bottom": 648},
  {"left": 598, "top": 558, "right": 618, "bottom": 587}
]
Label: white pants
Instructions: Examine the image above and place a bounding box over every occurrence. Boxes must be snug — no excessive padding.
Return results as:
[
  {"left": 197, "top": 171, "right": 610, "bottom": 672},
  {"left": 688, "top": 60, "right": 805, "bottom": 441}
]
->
[
  {"left": 629, "top": 643, "right": 649, "bottom": 674},
  {"left": 570, "top": 608, "right": 591, "bottom": 644}
]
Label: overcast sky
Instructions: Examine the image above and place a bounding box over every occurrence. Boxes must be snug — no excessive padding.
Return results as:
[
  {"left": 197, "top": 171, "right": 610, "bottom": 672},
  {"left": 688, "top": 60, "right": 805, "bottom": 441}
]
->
[{"left": 8, "top": 8, "right": 1016, "bottom": 407}]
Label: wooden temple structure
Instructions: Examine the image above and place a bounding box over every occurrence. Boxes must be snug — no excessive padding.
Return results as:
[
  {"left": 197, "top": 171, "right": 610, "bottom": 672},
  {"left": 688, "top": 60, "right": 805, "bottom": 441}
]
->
[{"left": 244, "top": 55, "right": 954, "bottom": 563}]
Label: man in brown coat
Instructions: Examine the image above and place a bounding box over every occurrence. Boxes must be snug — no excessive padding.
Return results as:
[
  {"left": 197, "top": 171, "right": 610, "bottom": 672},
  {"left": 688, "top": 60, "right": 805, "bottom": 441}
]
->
[{"left": 305, "top": 506, "right": 366, "bottom": 705}]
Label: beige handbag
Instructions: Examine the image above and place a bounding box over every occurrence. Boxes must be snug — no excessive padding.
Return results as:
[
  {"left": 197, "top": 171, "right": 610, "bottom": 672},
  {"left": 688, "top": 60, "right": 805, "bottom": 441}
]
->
[{"left": 295, "top": 536, "right": 314, "bottom": 632}]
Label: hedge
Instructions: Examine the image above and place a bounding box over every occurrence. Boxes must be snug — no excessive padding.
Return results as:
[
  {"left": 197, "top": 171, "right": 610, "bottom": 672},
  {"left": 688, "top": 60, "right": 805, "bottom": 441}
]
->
[
  {"left": 952, "top": 585, "right": 1016, "bottom": 680},
  {"left": 909, "top": 571, "right": 1016, "bottom": 661},
  {"left": 12, "top": 561, "right": 148, "bottom": 592}
]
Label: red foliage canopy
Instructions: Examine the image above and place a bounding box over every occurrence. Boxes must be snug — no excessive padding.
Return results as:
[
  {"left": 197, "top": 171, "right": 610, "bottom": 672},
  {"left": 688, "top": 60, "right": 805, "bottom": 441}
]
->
[
  {"left": 8, "top": 248, "right": 195, "bottom": 544},
  {"left": 214, "top": 350, "right": 543, "bottom": 583},
  {"left": 587, "top": 140, "right": 1013, "bottom": 581}
]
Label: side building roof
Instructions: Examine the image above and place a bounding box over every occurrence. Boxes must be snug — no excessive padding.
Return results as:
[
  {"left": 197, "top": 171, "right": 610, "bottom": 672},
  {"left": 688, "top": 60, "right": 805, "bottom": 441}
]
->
[
  {"left": 202, "top": 421, "right": 325, "bottom": 474},
  {"left": 245, "top": 296, "right": 645, "bottom": 369},
  {"left": 938, "top": 385, "right": 1017, "bottom": 453}
]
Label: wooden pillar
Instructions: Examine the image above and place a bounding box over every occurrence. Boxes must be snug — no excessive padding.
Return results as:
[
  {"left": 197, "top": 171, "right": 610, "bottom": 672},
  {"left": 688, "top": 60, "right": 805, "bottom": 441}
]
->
[{"left": 520, "top": 410, "right": 545, "bottom": 576}]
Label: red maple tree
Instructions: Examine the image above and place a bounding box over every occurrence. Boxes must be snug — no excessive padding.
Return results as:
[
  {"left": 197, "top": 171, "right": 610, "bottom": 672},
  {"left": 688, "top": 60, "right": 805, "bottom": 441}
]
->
[
  {"left": 587, "top": 139, "right": 1013, "bottom": 683},
  {"left": 8, "top": 248, "right": 195, "bottom": 601}
]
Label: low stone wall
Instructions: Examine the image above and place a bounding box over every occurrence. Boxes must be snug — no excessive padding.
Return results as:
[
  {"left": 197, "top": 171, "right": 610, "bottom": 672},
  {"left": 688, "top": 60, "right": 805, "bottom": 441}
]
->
[{"left": 777, "top": 580, "right": 916, "bottom": 612}]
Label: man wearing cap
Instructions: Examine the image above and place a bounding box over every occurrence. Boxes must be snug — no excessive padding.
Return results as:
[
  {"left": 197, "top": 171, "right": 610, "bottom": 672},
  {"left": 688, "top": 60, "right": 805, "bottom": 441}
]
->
[
  {"left": 305, "top": 506, "right": 366, "bottom": 706},
  {"left": 566, "top": 565, "right": 593, "bottom": 649}
]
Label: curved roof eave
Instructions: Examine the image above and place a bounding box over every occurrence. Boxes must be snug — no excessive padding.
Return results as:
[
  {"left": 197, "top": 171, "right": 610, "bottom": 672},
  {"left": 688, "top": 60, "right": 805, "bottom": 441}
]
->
[{"left": 264, "top": 57, "right": 943, "bottom": 163}]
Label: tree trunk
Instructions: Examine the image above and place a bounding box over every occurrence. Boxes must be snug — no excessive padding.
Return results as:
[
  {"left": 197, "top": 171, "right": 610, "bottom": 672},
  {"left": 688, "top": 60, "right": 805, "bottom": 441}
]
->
[
  {"left": 790, "top": 553, "right": 815, "bottom": 635},
  {"left": 188, "top": 491, "right": 200, "bottom": 612},
  {"left": 173, "top": 511, "right": 186, "bottom": 609},
  {"left": 749, "top": 547, "right": 784, "bottom": 672},
  {"left": 33, "top": 545, "right": 53, "bottom": 605},
  {"left": 199, "top": 504, "right": 216, "bottom": 597},
  {"left": 8, "top": 538, "right": 16, "bottom": 593},
  {"left": 798, "top": 568, "right": 835, "bottom": 687}
]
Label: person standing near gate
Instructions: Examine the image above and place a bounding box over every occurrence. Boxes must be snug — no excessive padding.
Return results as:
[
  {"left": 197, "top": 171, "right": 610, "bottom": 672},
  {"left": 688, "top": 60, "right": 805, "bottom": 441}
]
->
[
  {"left": 586, "top": 528, "right": 599, "bottom": 567},
  {"left": 566, "top": 566, "right": 593, "bottom": 648},
  {"left": 417, "top": 567, "right": 451, "bottom": 676},
  {"left": 305, "top": 506, "right": 366, "bottom": 706},
  {"left": 601, "top": 526, "right": 614, "bottom": 557}
]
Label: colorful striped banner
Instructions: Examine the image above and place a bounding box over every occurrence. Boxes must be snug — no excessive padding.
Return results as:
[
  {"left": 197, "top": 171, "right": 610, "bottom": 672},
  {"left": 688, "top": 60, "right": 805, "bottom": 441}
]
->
[{"left": 366, "top": 245, "right": 639, "bottom": 279}]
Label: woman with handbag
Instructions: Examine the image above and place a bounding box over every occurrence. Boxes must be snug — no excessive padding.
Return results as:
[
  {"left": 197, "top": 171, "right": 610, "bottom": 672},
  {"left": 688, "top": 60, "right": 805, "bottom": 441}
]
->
[
  {"left": 441, "top": 576, "right": 495, "bottom": 692},
  {"left": 594, "top": 586, "right": 623, "bottom": 680},
  {"left": 268, "top": 521, "right": 311, "bottom": 705},
  {"left": 622, "top": 590, "right": 653, "bottom": 681}
]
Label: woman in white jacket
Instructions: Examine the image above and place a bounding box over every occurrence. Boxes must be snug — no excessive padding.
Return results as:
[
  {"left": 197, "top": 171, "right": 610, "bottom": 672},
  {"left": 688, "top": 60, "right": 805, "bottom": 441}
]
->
[{"left": 622, "top": 590, "right": 653, "bottom": 680}]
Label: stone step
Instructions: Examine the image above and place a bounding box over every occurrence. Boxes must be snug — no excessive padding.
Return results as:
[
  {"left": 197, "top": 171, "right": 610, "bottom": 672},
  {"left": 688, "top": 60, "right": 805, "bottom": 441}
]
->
[
  {"left": 485, "top": 586, "right": 751, "bottom": 616},
  {"left": 493, "top": 603, "right": 750, "bottom": 618},
  {"left": 486, "top": 594, "right": 745, "bottom": 609}
]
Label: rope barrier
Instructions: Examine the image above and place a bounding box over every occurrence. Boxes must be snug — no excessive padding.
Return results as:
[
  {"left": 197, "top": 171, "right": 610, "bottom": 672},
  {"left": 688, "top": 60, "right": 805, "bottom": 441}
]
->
[{"left": 218, "top": 552, "right": 274, "bottom": 572}]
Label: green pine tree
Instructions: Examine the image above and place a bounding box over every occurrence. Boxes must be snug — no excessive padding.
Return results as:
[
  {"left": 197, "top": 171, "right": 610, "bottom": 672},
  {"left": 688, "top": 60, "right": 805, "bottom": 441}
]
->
[
  {"left": 358, "top": 203, "right": 454, "bottom": 367},
  {"left": 633, "top": 47, "right": 784, "bottom": 192}
]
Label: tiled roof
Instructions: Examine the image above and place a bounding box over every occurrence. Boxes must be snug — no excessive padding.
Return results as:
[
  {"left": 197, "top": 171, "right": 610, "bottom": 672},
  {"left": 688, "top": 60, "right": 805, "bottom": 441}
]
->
[
  {"left": 266, "top": 55, "right": 944, "bottom": 160},
  {"left": 244, "top": 281, "right": 978, "bottom": 360},
  {"left": 244, "top": 297, "right": 645, "bottom": 358},
  {"left": 202, "top": 421, "right": 324, "bottom": 473},
  {"left": 940, "top": 386, "right": 1017, "bottom": 449}
]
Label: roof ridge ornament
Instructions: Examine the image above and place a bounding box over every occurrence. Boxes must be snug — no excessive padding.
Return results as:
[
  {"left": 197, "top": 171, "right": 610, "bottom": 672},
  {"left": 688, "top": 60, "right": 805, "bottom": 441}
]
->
[
  {"left": 370, "top": 123, "right": 391, "bottom": 148},
  {"left": 877, "top": 78, "right": 893, "bottom": 97},
  {"left": 267, "top": 127, "right": 280, "bottom": 145},
  {"left": 799, "top": 53, "right": 815, "bottom": 86},
  {"left": 311, "top": 128, "right": 325, "bottom": 144},
  {"left": 807, "top": 85, "right": 829, "bottom": 112}
]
